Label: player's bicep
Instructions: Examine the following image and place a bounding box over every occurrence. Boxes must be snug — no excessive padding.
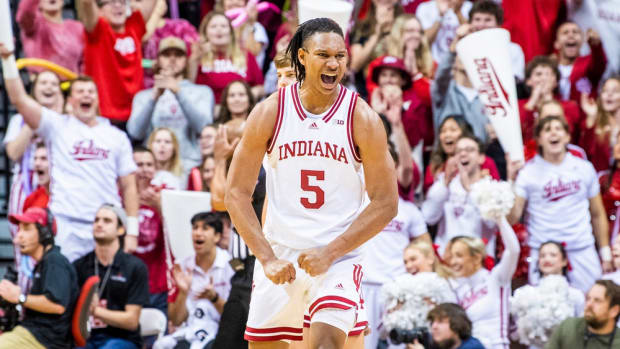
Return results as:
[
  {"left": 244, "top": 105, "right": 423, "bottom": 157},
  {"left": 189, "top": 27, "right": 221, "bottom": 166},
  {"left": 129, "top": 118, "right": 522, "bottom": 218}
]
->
[
  {"left": 226, "top": 97, "right": 277, "bottom": 194},
  {"left": 353, "top": 99, "right": 397, "bottom": 202}
]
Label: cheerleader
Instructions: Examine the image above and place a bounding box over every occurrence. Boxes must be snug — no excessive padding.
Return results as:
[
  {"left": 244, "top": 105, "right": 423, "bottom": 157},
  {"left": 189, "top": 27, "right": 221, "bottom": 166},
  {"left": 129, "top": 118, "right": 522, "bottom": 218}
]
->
[{"left": 445, "top": 215, "right": 519, "bottom": 349}]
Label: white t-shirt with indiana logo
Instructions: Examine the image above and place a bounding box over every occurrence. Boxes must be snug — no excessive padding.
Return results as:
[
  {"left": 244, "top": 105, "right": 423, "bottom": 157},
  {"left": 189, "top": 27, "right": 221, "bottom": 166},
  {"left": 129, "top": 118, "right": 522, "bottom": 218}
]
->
[
  {"left": 37, "top": 107, "right": 137, "bottom": 221},
  {"left": 515, "top": 153, "right": 599, "bottom": 250},
  {"left": 362, "top": 198, "right": 427, "bottom": 284}
]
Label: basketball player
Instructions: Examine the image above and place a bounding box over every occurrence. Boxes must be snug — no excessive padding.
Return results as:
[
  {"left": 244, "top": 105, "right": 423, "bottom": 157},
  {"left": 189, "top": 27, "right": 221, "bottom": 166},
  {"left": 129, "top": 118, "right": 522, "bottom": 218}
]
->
[
  {"left": 225, "top": 18, "right": 398, "bottom": 349},
  {"left": 272, "top": 46, "right": 369, "bottom": 349}
]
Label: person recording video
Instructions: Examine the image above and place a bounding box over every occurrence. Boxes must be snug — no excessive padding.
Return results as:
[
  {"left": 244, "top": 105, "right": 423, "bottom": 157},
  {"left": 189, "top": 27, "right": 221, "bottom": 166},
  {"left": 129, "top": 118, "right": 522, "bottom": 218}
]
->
[
  {"left": 0, "top": 207, "right": 79, "bottom": 349},
  {"left": 406, "top": 303, "right": 484, "bottom": 349}
]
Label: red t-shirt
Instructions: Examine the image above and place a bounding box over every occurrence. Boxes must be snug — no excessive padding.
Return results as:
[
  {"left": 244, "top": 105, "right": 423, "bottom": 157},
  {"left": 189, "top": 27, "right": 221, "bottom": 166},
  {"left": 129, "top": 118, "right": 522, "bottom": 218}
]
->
[
  {"left": 134, "top": 205, "right": 168, "bottom": 294},
  {"left": 195, "top": 51, "right": 264, "bottom": 103},
  {"left": 84, "top": 12, "right": 146, "bottom": 122}
]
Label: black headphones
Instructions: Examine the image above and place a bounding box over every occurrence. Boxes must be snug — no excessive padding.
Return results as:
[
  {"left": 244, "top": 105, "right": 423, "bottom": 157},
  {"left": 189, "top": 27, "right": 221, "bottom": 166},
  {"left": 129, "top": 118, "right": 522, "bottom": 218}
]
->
[{"left": 36, "top": 208, "right": 55, "bottom": 246}]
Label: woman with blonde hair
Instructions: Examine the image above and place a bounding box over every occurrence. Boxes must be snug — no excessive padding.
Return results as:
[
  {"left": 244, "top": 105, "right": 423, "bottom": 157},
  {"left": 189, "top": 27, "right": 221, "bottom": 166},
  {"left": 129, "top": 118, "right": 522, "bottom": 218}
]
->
[
  {"left": 444, "top": 215, "right": 520, "bottom": 349},
  {"left": 350, "top": 0, "right": 404, "bottom": 98},
  {"left": 404, "top": 239, "right": 452, "bottom": 278},
  {"left": 147, "top": 127, "right": 183, "bottom": 188},
  {"left": 387, "top": 14, "right": 434, "bottom": 78},
  {"left": 189, "top": 11, "right": 264, "bottom": 103}
]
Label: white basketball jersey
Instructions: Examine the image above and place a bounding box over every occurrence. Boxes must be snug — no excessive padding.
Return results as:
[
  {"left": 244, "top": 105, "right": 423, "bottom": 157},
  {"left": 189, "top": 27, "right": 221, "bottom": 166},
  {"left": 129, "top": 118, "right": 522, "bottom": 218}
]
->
[{"left": 264, "top": 83, "right": 365, "bottom": 252}]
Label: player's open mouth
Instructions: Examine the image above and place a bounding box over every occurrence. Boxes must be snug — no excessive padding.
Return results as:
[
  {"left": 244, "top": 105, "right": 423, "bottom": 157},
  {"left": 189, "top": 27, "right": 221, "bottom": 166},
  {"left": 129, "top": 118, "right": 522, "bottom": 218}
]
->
[
  {"left": 321, "top": 74, "right": 337, "bottom": 85},
  {"left": 35, "top": 169, "right": 45, "bottom": 176},
  {"left": 80, "top": 102, "right": 92, "bottom": 110},
  {"left": 42, "top": 91, "right": 55, "bottom": 98},
  {"left": 194, "top": 239, "right": 205, "bottom": 246},
  {"left": 549, "top": 139, "right": 560, "bottom": 145},
  {"left": 460, "top": 160, "right": 470, "bottom": 167}
]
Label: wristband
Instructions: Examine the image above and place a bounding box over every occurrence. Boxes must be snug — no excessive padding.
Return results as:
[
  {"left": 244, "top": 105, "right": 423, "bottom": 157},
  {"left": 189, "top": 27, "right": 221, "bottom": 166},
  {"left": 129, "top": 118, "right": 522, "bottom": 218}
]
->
[
  {"left": 600, "top": 246, "right": 612, "bottom": 262},
  {"left": 1, "top": 55, "right": 18, "bottom": 79},
  {"left": 210, "top": 292, "right": 219, "bottom": 303},
  {"left": 126, "top": 216, "right": 139, "bottom": 237}
]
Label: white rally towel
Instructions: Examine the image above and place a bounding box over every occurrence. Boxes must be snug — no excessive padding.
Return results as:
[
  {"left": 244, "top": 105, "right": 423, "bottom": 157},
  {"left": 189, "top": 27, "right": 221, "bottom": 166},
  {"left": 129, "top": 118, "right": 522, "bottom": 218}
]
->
[{"left": 161, "top": 190, "right": 212, "bottom": 262}]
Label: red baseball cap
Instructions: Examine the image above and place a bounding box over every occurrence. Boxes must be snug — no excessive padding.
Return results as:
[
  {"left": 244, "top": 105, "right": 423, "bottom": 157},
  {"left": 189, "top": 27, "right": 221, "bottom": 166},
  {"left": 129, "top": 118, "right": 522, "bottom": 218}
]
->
[
  {"left": 9, "top": 207, "right": 57, "bottom": 235},
  {"left": 370, "top": 55, "right": 413, "bottom": 90}
]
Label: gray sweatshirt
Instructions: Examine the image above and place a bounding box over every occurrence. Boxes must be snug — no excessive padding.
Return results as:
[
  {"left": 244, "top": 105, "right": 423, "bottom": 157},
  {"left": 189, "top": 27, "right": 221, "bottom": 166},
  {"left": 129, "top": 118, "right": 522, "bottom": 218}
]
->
[
  {"left": 128, "top": 80, "right": 214, "bottom": 172},
  {"left": 431, "top": 52, "right": 489, "bottom": 143}
]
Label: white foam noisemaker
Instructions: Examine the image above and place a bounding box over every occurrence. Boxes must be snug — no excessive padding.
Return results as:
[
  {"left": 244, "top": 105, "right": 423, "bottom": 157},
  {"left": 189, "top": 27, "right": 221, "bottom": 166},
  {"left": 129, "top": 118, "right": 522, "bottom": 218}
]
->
[
  {"left": 298, "top": 0, "right": 354, "bottom": 35},
  {"left": 0, "top": 0, "right": 14, "bottom": 52},
  {"left": 456, "top": 28, "right": 524, "bottom": 162}
]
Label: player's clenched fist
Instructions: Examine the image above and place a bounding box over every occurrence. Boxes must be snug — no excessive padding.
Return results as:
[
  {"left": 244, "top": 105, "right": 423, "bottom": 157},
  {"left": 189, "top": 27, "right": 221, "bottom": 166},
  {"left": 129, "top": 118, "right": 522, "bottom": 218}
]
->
[
  {"left": 263, "top": 259, "right": 296, "bottom": 284},
  {"left": 298, "top": 248, "right": 334, "bottom": 277}
]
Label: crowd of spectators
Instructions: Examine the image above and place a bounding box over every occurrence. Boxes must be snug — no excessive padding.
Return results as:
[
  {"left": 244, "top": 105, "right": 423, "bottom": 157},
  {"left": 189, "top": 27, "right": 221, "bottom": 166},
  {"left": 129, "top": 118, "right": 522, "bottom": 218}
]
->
[{"left": 1, "top": 0, "right": 620, "bottom": 348}]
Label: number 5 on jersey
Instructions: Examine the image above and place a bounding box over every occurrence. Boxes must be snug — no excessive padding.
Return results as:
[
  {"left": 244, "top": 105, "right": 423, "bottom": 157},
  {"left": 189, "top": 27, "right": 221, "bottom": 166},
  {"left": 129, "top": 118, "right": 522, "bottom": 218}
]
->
[{"left": 300, "top": 170, "right": 324, "bottom": 209}]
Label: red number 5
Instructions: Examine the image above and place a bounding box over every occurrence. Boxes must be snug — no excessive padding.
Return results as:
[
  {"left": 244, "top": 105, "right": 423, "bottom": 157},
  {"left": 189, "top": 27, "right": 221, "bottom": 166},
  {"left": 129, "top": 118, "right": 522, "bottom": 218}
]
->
[{"left": 300, "top": 170, "right": 324, "bottom": 209}]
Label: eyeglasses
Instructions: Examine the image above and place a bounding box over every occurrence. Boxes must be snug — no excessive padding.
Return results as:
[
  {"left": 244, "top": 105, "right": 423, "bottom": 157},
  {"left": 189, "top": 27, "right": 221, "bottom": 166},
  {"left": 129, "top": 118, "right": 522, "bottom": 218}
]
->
[{"left": 456, "top": 146, "right": 478, "bottom": 154}]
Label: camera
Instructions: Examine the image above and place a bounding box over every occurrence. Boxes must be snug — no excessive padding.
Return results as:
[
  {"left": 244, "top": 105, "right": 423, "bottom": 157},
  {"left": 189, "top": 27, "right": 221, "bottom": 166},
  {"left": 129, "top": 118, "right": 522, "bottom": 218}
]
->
[
  {"left": 0, "top": 266, "right": 20, "bottom": 332},
  {"left": 390, "top": 327, "right": 431, "bottom": 347}
]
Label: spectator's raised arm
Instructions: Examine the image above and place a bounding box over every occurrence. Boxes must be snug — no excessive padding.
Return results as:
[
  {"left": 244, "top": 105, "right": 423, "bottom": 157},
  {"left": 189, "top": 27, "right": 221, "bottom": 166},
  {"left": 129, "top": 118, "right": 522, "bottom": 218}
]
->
[
  {"left": 79, "top": 0, "right": 99, "bottom": 32},
  {"left": 132, "top": 0, "right": 157, "bottom": 25},
  {"left": 16, "top": 0, "right": 40, "bottom": 36},
  {"left": 0, "top": 44, "right": 43, "bottom": 129}
]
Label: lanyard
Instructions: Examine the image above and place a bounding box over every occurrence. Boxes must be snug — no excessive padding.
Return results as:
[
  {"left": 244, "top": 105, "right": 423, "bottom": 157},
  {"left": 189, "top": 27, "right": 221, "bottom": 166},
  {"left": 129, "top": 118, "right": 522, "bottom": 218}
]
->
[{"left": 94, "top": 256, "right": 113, "bottom": 300}]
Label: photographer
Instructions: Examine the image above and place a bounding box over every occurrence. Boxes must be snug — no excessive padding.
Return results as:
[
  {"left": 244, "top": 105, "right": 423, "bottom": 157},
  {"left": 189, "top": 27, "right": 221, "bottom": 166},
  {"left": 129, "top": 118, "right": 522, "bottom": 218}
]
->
[
  {"left": 0, "top": 207, "right": 79, "bottom": 349},
  {"left": 409, "top": 303, "right": 485, "bottom": 349}
]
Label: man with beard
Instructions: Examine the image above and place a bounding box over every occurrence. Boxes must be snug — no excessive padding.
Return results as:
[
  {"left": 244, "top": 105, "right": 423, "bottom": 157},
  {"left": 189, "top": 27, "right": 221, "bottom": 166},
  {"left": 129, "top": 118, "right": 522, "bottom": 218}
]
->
[
  {"left": 410, "top": 303, "right": 484, "bottom": 349},
  {"left": 73, "top": 204, "right": 149, "bottom": 349},
  {"left": 545, "top": 280, "right": 620, "bottom": 348}
]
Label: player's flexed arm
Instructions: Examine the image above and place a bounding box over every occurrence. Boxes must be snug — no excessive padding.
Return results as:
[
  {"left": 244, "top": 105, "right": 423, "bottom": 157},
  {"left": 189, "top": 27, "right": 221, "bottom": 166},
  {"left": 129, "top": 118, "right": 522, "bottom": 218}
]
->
[
  {"left": 225, "top": 93, "right": 296, "bottom": 285},
  {"left": 298, "top": 97, "right": 399, "bottom": 276}
]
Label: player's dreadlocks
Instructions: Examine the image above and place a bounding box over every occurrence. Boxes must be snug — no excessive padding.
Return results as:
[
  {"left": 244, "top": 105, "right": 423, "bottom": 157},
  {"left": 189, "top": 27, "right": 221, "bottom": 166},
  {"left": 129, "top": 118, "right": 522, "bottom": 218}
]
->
[{"left": 285, "top": 18, "right": 344, "bottom": 85}]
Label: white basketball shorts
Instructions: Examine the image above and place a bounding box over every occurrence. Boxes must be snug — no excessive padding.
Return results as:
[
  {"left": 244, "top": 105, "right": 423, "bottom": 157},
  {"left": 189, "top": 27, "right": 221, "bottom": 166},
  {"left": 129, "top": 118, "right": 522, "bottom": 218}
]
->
[{"left": 245, "top": 241, "right": 364, "bottom": 342}]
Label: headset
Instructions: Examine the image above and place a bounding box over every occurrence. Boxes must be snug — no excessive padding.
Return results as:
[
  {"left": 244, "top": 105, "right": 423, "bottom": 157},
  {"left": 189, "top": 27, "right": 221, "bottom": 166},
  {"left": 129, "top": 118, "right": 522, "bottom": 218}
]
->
[{"left": 35, "top": 208, "right": 55, "bottom": 247}]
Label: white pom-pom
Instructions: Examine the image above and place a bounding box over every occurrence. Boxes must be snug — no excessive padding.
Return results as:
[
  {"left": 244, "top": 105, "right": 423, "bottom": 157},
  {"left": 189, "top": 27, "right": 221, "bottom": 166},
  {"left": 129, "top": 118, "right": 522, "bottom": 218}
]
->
[
  {"left": 510, "top": 275, "right": 578, "bottom": 347},
  {"left": 470, "top": 178, "right": 515, "bottom": 221},
  {"left": 380, "top": 273, "right": 456, "bottom": 332}
]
